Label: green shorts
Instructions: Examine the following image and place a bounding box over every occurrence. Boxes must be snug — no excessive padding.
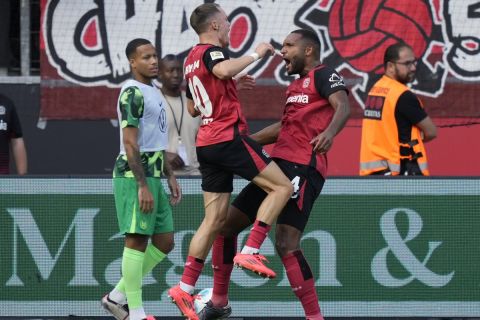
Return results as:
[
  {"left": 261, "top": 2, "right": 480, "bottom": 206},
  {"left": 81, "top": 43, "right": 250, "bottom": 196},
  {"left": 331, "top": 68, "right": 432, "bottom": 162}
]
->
[{"left": 113, "top": 177, "right": 173, "bottom": 235}]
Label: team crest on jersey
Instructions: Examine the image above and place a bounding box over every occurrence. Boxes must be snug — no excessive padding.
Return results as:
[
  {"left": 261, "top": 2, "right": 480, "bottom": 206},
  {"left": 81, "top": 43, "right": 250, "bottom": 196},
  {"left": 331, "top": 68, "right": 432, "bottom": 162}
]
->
[
  {"left": 210, "top": 51, "right": 225, "bottom": 60},
  {"left": 0, "top": 106, "right": 5, "bottom": 115},
  {"left": 302, "top": 77, "right": 310, "bottom": 88}
]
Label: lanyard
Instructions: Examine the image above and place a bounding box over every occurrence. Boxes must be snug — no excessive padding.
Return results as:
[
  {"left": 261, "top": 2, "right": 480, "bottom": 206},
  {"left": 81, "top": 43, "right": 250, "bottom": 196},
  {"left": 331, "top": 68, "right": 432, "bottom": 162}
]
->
[{"left": 162, "top": 90, "right": 184, "bottom": 137}]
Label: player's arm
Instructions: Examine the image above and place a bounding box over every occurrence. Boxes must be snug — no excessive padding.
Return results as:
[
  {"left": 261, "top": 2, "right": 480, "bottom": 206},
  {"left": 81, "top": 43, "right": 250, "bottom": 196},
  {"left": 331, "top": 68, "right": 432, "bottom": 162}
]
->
[
  {"left": 162, "top": 150, "right": 182, "bottom": 205},
  {"left": 250, "top": 121, "right": 281, "bottom": 145},
  {"left": 119, "top": 87, "right": 154, "bottom": 213},
  {"left": 11, "top": 137, "right": 27, "bottom": 175},
  {"left": 208, "top": 43, "right": 274, "bottom": 80},
  {"left": 310, "top": 68, "right": 351, "bottom": 154},
  {"left": 235, "top": 73, "right": 255, "bottom": 91},
  {"left": 185, "top": 89, "right": 200, "bottom": 117}
]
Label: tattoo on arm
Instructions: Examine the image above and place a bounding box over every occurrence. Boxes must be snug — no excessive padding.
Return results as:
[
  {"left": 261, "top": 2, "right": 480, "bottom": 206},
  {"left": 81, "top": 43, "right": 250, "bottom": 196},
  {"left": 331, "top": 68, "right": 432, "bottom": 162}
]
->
[
  {"left": 127, "top": 145, "right": 147, "bottom": 186},
  {"left": 162, "top": 151, "right": 174, "bottom": 178}
]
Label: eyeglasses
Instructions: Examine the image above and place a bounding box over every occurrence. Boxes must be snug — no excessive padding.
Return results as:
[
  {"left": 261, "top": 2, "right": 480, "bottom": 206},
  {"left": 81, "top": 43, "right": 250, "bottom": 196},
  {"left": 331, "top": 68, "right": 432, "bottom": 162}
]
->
[{"left": 392, "top": 59, "right": 417, "bottom": 68}]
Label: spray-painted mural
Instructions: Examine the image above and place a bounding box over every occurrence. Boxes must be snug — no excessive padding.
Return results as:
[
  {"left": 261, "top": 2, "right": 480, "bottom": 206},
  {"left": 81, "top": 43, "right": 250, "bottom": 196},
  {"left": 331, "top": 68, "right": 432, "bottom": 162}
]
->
[{"left": 41, "top": 0, "right": 480, "bottom": 120}]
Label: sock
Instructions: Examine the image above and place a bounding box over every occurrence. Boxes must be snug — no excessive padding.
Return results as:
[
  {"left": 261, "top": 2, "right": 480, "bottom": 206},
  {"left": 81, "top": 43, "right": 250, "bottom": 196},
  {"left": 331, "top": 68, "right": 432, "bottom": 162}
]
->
[
  {"left": 180, "top": 256, "right": 205, "bottom": 294},
  {"left": 211, "top": 235, "right": 236, "bottom": 307},
  {"left": 108, "top": 287, "right": 127, "bottom": 305},
  {"left": 129, "top": 306, "right": 147, "bottom": 320},
  {"left": 242, "top": 220, "right": 271, "bottom": 253},
  {"left": 113, "top": 244, "right": 167, "bottom": 303},
  {"left": 121, "top": 247, "right": 145, "bottom": 309},
  {"left": 282, "top": 250, "right": 323, "bottom": 320}
]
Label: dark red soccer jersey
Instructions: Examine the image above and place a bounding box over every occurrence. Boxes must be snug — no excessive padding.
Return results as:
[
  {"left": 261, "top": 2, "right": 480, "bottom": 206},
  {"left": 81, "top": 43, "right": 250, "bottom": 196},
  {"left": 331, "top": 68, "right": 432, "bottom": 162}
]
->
[
  {"left": 271, "top": 65, "right": 348, "bottom": 177},
  {"left": 184, "top": 44, "right": 248, "bottom": 147}
]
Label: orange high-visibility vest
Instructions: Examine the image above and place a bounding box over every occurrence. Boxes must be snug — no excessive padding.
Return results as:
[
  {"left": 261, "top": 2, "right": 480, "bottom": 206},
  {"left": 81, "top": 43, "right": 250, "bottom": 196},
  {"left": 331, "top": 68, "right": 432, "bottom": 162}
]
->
[{"left": 359, "top": 75, "right": 429, "bottom": 176}]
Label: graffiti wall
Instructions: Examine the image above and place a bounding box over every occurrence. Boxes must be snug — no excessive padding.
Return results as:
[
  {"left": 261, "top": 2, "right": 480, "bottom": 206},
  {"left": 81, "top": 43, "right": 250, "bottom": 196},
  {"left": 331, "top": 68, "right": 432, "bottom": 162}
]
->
[{"left": 40, "top": 0, "right": 480, "bottom": 123}]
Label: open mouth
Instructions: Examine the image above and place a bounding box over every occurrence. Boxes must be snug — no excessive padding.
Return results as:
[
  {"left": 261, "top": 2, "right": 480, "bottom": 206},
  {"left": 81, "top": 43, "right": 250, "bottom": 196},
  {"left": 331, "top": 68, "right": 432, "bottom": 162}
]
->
[{"left": 284, "top": 58, "right": 291, "bottom": 69}]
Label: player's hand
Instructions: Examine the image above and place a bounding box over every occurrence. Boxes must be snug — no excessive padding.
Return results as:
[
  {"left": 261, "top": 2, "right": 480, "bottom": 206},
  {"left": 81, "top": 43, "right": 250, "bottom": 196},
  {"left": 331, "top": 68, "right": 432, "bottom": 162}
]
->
[
  {"left": 138, "top": 184, "right": 154, "bottom": 213},
  {"left": 167, "top": 175, "right": 182, "bottom": 205},
  {"left": 235, "top": 73, "right": 255, "bottom": 90},
  {"left": 255, "top": 42, "right": 275, "bottom": 58},
  {"left": 310, "top": 130, "right": 334, "bottom": 154}
]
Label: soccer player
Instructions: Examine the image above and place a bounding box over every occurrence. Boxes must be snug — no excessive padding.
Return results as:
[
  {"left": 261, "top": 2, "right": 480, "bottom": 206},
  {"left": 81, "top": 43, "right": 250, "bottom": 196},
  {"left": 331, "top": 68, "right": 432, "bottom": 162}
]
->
[
  {"left": 167, "top": 3, "right": 294, "bottom": 319},
  {"left": 198, "top": 29, "right": 350, "bottom": 320},
  {"left": 101, "top": 38, "right": 181, "bottom": 320}
]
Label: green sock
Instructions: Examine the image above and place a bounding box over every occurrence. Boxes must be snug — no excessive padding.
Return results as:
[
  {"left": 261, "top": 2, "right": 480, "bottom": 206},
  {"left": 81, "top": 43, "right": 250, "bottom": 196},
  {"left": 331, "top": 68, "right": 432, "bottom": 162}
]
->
[
  {"left": 121, "top": 247, "right": 144, "bottom": 309},
  {"left": 115, "top": 244, "right": 167, "bottom": 295}
]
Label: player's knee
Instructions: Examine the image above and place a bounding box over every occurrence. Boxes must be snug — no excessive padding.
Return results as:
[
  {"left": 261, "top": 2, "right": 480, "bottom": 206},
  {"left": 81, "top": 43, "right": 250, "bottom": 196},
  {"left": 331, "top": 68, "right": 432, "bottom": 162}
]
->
[
  {"left": 278, "top": 182, "right": 294, "bottom": 199},
  {"left": 275, "top": 239, "right": 298, "bottom": 258},
  {"left": 274, "top": 180, "right": 293, "bottom": 198},
  {"left": 163, "top": 239, "right": 175, "bottom": 254},
  {"left": 151, "top": 235, "right": 175, "bottom": 254},
  {"left": 205, "top": 215, "right": 227, "bottom": 234}
]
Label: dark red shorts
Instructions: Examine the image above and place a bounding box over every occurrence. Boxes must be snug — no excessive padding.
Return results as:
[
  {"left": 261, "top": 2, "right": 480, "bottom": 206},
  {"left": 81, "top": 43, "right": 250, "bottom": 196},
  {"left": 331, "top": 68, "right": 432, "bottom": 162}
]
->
[
  {"left": 232, "top": 159, "right": 325, "bottom": 231},
  {"left": 197, "top": 135, "right": 272, "bottom": 193}
]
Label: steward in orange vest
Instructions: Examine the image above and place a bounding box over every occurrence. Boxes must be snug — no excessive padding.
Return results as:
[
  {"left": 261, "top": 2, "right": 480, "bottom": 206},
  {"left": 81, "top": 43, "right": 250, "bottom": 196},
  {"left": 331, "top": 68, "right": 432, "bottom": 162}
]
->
[{"left": 359, "top": 43, "right": 437, "bottom": 176}]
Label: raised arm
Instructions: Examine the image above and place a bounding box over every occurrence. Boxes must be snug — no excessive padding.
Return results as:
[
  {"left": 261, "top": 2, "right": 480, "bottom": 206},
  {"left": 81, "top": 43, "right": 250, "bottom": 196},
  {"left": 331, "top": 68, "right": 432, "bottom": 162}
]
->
[{"left": 212, "top": 42, "right": 274, "bottom": 79}]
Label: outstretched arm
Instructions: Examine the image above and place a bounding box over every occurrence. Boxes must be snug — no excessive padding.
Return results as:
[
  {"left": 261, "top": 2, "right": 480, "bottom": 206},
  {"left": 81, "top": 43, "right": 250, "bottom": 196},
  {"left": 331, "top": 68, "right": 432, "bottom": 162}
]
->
[
  {"left": 212, "top": 42, "right": 274, "bottom": 79},
  {"left": 250, "top": 121, "right": 282, "bottom": 145}
]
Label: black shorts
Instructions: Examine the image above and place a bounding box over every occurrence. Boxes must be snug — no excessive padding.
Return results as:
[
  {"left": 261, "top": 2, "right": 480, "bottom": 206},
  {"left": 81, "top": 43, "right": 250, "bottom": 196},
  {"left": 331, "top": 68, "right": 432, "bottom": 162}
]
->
[
  {"left": 232, "top": 159, "right": 325, "bottom": 231},
  {"left": 197, "top": 135, "right": 272, "bottom": 193}
]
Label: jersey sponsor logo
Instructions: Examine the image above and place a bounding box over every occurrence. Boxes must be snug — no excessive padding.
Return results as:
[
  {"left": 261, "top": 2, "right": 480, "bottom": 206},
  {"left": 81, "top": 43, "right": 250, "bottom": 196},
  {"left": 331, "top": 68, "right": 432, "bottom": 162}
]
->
[
  {"left": 363, "top": 95, "right": 385, "bottom": 120},
  {"left": 210, "top": 51, "right": 225, "bottom": 60},
  {"left": 329, "top": 73, "right": 345, "bottom": 89},
  {"left": 302, "top": 77, "right": 310, "bottom": 88},
  {"left": 286, "top": 94, "right": 309, "bottom": 104}
]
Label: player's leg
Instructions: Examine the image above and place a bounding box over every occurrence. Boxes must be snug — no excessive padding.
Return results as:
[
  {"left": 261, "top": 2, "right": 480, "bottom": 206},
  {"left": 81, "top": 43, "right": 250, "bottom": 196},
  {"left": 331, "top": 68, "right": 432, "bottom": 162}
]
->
[
  {"left": 227, "top": 137, "right": 293, "bottom": 278},
  {"left": 169, "top": 147, "right": 233, "bottom": 319},
  {"left": 275, "top": 161, "right": 325, "bottom": 320},
  {"left": 113, "top": 179, "right": 174, "bottom": 297},
  {"left": 169, "top": 192, "right": 230, "bottom": 319},
  {"left": 109, "top": 190, "right": 174, "bottom": 311},
  {"left": 200, "top": 183, "right": 263, "bottom": 319},
  {"left": 103, "top": 177, "right": 163, "bottom": 320},
  {"left": 277, "top": 224, "right": 323, "bottom": 320}
]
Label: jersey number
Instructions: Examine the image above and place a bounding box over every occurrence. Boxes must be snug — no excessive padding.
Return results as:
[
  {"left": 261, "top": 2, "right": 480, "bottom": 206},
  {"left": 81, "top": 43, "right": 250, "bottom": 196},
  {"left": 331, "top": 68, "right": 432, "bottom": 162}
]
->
[
  {"left": 291, "top": 176, "right": 300, "bottom": 199},
  {"left": 188, "top": 76, "right": 213, "bottom": 117}
]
